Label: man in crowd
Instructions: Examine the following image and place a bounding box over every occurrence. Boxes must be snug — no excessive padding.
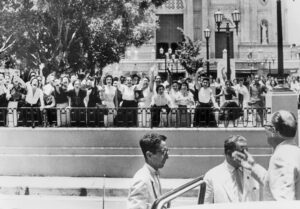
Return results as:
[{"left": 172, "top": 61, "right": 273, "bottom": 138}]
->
[
  {"left": 236, "top": 110, "right": 300, "bottom": 200},
  {"left": 127, "top": 133, "right": 169, "bottom": 209},
  {"left": 204, "top": 135, "right": 261, "bottom": 203}
]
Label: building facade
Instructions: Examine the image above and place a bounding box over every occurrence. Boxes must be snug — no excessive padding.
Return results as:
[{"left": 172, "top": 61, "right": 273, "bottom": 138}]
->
[{"left": 112, "top": 0, "right": 299, "bottom": 78}]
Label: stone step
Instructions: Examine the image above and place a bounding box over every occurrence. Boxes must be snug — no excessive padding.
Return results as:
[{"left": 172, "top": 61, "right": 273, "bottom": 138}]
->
[
  {"left": 0, "top": 128, "right": 269, "bottom": 148},
  {"left": 0, "top": 195, "right": 197, "bottom": 209},
  {"left": 0, "top": 154, "right": 270, "bottom": 178},
  {"left": 0, "top": 176, "right": 197, "bottom": 198},
  {"left": 0, "top": 147, "right": 272, "bottom": 155}
]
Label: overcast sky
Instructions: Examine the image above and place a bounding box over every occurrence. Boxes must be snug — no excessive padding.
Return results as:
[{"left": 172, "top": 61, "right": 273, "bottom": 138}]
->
[{"left": 287, "top": 0, "right": 300, "bottom": 45}]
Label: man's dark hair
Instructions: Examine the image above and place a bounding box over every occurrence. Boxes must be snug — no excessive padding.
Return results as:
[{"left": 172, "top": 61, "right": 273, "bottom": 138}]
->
[
  {"left": 156, "top": 84, "right": 165, "bottom": 93},
  {"left": 224, "top": 135, "right": 246, "bottom": 156},
  {"left": 140, "top": 133, "right": 167, "bottom": 160},
  {"left": 272, "top": 110, "right": 297, "bottom": 138}
]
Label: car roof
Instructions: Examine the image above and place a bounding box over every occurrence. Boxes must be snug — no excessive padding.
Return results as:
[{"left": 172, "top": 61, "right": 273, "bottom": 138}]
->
[{"left": 170, "top": 201, "right": 300, "bottom": 209}]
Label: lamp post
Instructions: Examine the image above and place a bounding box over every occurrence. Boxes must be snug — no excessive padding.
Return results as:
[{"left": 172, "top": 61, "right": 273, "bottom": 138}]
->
[
  {"left": 159, "top": 47, "right": 178, "bottom": 81},
  {"left": 214, "top": 9, "right": 241, "bottom": 81},
  {"left": 277, "top": 0, "right": 284, "bottom": 79},
  {"left": 247, "top": 58, "right": 255, "bottom": 76},
  {"left": 159, "top": 47, "right": 169, "bottom": 74},
  {"left": 204, "top": 28, "right": 211, "bottom": 77}
]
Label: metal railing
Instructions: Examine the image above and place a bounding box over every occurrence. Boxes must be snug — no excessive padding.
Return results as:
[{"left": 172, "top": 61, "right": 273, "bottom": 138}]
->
[
  {"left": 151, "top": 176, "right": 206, "bottom": 209},
  {"left": 0, "top": 107, "right": 271, "bottom": 128}
]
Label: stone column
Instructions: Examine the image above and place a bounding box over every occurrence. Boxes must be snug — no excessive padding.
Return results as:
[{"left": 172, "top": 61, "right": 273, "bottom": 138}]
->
[{"left": 184, "top": 0, "right": 194, "bottom": 40}]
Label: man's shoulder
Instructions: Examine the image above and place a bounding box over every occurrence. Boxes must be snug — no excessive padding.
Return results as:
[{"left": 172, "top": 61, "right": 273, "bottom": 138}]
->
[
  {"left": 274, "top": 143, "right": 300, "bottom": 158},
  {"left": 132, "top": 165, "right": 151, "bottom": 181},
  {"left": 205, "top": 162, "right": 226, "bottom": 179}
]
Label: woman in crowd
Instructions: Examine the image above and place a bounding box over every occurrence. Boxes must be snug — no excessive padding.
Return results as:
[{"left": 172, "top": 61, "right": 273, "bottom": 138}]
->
[
  {"left": 214, "top": 78, "right": 222, "bottom": 106},
  {"left": 86, "top": 76, "right": 104, "bottom": 127},
  {"left": 151, "top": 84, "right": 172, "bottom": 127},
  {"left": 193, "top": 68, "right": 218, "bottom": 127},
  {"left": 23, "top": 77, "right": 44, "bottom": 126},
  {"left": 0, "top": 74, "right": 9, "bottom": 126},
  {"left": 136, "top": 76, "right": 153, "bottom": 127},
  {"left": 53, "top": 77, "right": 70, "bottom": 126},
  {"left": 176, "top": 82, "right": 195, "bottom": 127},
  {"left": 116, "top": 76, "right": 138, "bottom": 127},
  {"left": 169, "top": 81, "right": 181, "bottom": 108},
  {"left": 100, "top": 74, "right": 117, "bottom": 126},
  {"left": 67, "top": 79, "right": 86, "bottom": 126},
  {"left": 113, "top": 77, "right": 122, "bottom": 107},
  {"left": 217, "top": 80, "right": 242, "bottom": 127}
]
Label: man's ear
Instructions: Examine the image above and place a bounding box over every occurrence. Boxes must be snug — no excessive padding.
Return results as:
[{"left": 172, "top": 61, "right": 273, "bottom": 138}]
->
[{"left": 145, "top": 151, "right": 152, "bottom": 160}]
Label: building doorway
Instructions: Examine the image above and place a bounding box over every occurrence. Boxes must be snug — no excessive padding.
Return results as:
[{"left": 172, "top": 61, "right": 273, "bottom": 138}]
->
[
  {"left": 156, "top": 14, "right": 184, "bottom": 58},
  {"left": 215, "top": 32, "right": 234, "bottom": 59}
]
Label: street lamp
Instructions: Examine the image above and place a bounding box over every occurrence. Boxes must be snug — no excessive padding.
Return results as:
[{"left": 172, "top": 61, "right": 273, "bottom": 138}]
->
[
  {"left": 159, "top": 47, "right": 178, "bottom": 80},
  {"left": 247, "top": 58, "right": 256, "bottom": 76},
  {"left": 159, "top": 47, "right": 168, "bottom": 74},
  {"left": 214, "top": 9, "right": 241, "bottom": 81},
  {"left": 204, "top": 28, "right": 211, "bottom": 76}
]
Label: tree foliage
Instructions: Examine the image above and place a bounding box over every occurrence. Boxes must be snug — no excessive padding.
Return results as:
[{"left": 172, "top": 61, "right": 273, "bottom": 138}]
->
[
  {"left": 0, "top": 0, "right": 167, "bottom": 75},
  {"left": 177, "top": 28, "right": 203, "bottom": 75}
]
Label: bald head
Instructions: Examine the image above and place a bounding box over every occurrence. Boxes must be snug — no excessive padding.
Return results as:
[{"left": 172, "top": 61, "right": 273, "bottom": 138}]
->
[{"left": 272, "top": 110, "right": 297, "bottom": 139}]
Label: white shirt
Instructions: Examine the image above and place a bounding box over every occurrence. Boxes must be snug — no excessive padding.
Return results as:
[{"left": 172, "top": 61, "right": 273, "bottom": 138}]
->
[
  {"left": 177, "top": 91, "right": 195, "bottom": 107},
  {"left": 236, "top": 85, "right": 250, "bottom": 107},
  {"left": 151, "top": 93, "right": 172, "bottom": 107},
  {"left": 121, "top": 85, "right": 136, "bottom": 101}
]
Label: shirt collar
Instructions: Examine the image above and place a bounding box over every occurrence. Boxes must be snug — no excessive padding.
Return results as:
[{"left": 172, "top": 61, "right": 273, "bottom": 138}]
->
[
  {"left": 145, "top": 163, "right": 160, "bottom": 176},
  {"left": 275, "top": 139, "right": 296, "bottom": 151},
  {"left": 224, "top": 160, "right": 240, "bottom": 173}
]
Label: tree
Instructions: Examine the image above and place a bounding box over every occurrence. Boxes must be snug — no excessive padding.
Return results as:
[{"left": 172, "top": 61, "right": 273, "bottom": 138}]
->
[
  {"left": 177, "top": 28, "right": 204, "bottom": 75},
  {"left": 0, "top": 0, "right": 167, "bottom": 76}
]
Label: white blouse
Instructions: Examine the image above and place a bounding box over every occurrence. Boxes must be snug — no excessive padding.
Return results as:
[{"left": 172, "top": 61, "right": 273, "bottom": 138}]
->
[
  {"left": 151, "top": 93, "right": 172, "bottom": 107},
  {"left": 25, "top": 86, "right": 44, "bottom": 107},
  {"left": 121, "top": 85, "right": 136, "bottom": 101}
]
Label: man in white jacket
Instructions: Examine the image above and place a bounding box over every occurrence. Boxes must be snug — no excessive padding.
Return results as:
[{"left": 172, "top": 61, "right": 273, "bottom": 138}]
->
[
  {"left": 236, "top": 110, "right": 300, "bottom": 201},
  {"left": 127, "top": 133, "right": 169, "bottom": 209}
]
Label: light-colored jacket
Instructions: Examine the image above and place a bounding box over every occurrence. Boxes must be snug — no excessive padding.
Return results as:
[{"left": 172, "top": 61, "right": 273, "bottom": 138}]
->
[
  {"left": 204, "top": 161, "right": 261, "bottom": 203},
  {"left": 252, "top": 139, "right": 300, "bottom": 200},
  {"left": 127, "top": 164, "right": 161, "bottom": 209}
]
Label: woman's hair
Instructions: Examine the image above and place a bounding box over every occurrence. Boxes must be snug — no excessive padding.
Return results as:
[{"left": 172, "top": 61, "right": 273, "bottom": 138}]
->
[
  {"left": 30, "top": 77, "right": 39, "bottom": 86},
  {"left": 181, "top": 82, "right": 189, "bottom": 91},
  {"left": 103, "top": 75, "right": 113, "bottom": 85}
]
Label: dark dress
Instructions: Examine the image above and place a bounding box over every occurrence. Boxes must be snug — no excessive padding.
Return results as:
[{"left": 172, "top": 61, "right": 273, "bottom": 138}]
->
[
  {"left": 86, "top": 87, "right": 104, "bottom": 127},
  {"left": 219, "top": 87, "right": 242, "bottom": 121}
]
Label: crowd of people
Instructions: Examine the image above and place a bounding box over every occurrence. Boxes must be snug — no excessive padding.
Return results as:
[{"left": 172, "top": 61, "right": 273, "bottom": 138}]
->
[{"left": 0, "top": 66, "right": 298, "bottom": 127}]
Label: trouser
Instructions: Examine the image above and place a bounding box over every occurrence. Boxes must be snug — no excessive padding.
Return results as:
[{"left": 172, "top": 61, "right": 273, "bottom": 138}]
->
[{"left": 194, "top": 102, "right": 217, "bottom": 127}]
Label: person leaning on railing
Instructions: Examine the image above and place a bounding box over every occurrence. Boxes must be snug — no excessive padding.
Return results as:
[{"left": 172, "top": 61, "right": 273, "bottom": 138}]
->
[
  {"left": 0, "top": 73, "right": 9, "bottom": 126},
  {"left": 85, "top": 76, "right": 104, "bottom": 127},
  {"left": 217, "top": 80, "right": 243, "bottom": 124},
  {"left": 53, "top": 77, "right": 70, "bottom": 126},
  {"left": 99, "top": 74, "right": 117, "bottom": 126},
  {"left": 67, "top": 79, "right": 86, "bottom": 127},
  {"left": 193, "top": 68, "right": 219, "bottom": 127},
  {"left": 115, "top": 76, "right": 138, "bottom": 127},
  {"left": 150, "top": 84, "right": 172, "bottom": 127},
  {"left": 249, "top": 75, "right": 268, "bottom": 126},
  {"left": 175, "top": 82, "right": 195, "bottom": 127},
  {"left": 21, "top": 77, "right": 45, "bottom": 126}
]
